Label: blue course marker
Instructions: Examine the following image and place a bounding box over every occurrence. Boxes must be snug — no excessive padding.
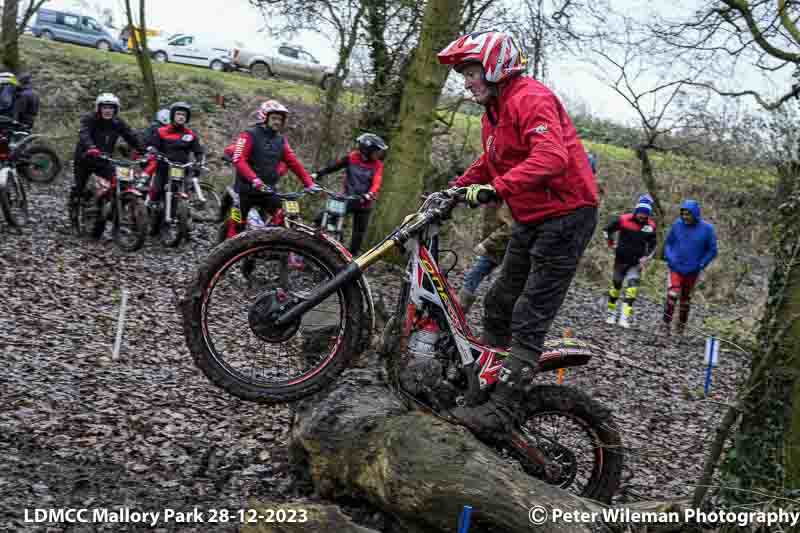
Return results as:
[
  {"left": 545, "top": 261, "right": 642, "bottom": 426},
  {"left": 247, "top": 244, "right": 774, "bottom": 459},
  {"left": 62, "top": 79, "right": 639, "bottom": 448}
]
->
[{"left": 458, "top": 505, "right": 473, "bottom": 533}]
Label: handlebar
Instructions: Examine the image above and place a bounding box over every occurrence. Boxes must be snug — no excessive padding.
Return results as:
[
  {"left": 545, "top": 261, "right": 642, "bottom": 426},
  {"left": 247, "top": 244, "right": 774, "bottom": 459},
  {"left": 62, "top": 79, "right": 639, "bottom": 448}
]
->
[
  {"left": 319, "top": 186, "right": 362, "bottom": 202},
  {"left": 98, "top": 154, "right": 146, "bottom": 167},
  {"left": 147, "top": 150, "right": 206, "bottom": 170}
]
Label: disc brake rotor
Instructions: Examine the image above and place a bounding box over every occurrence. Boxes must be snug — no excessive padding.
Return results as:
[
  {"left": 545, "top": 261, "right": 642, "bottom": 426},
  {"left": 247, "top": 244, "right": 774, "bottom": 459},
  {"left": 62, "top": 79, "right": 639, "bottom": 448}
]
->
[{"left": 248, "top": 288, "right": 301, "bottom": 343}]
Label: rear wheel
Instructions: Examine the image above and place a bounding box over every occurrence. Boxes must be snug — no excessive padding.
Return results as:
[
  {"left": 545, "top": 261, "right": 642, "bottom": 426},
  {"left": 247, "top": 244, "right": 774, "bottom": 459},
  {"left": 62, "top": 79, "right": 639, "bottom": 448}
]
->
[
  {"left": 251, "top": 62, "right": 271, "bottom": 79},
  {"left": 181, "top": 228, "right": 363, "bottom": 403},
  {"left": 19, "top": 146, "right": 62, "bottom": 183},
  {"left": 500, "top": 385, "right": 623, "bottom": 503}
]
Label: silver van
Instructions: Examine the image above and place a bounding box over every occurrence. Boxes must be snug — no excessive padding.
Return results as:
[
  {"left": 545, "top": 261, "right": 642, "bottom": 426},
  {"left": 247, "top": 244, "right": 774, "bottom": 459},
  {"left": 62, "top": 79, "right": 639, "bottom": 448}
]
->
[{"left": 31, "top": 9, "right": 125, "bottom": 52}]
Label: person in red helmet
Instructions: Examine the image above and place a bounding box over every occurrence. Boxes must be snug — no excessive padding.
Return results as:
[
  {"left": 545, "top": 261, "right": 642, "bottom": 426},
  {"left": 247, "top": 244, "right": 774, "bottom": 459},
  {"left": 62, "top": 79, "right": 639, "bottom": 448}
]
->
[
  {"left": 438, "top": 30, "right": 599, "bottom": 440},
  {"left": 225, "top": 99, "right": 320, "bottom": 238}
]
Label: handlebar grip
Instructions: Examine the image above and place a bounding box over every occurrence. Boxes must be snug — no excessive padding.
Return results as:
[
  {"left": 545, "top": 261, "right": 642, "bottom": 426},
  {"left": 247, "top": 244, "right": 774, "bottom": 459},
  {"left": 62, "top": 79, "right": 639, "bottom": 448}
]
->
[{"left": 476, "top": 189, "right": 499, "bottom": 204}]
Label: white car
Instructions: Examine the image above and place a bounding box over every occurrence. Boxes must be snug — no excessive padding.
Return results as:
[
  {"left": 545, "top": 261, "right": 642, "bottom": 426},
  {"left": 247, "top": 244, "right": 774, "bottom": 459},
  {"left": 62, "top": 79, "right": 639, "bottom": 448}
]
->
[
  {"left": 148, "top": 34, "right": 233, "bottom": 71},
  {"left": 232, "top": 43, "right": 335, "bottom": 88}
]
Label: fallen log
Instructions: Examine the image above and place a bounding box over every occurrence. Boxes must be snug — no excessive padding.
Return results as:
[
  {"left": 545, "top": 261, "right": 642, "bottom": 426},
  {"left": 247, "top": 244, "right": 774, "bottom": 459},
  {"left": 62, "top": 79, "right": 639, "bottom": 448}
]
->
[{"left": 288, "top": 352, "right": 612, "bottom": 533}]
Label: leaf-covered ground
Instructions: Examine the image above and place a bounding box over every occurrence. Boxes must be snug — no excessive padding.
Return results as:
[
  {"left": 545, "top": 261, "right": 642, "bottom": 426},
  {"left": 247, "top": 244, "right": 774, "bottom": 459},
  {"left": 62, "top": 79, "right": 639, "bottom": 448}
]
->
[{"left": 1, "top": 179, "right": 749, "bottom": 531}]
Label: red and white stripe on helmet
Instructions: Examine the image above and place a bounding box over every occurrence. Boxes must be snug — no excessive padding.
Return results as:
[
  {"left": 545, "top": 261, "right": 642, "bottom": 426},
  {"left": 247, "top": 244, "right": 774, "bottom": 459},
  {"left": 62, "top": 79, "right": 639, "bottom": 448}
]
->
[
  {"left": 437, "top": 31, "right": 526, "bottom": 84},
  {"left": 256, "top": 100, "right": 289, "bottom": 123}
]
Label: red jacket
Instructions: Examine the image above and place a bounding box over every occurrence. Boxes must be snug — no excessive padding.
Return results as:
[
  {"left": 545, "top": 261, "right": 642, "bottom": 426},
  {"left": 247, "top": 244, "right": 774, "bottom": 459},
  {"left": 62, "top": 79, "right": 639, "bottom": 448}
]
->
[
  {"left": 454, "top": 76, "right": 598, "bottom": 225},
  {"left": 317, "top": 150, "right": 383, "bottom": 207}
]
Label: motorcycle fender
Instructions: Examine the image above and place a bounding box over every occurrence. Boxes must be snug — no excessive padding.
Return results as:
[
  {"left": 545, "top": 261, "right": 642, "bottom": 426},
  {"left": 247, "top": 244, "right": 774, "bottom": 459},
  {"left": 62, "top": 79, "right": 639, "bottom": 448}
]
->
[
  {"left": 10, "top": 134, "right": 44, "bottom": 156},
  {"left": 122, "top": 188, "right": 142, "bottom": 197},
  {"left": 0, "top": 167, "right": 9, "bottom": 188},
  {"left": 313, "top": 229, "right": 376, "bottom": 354},
  {"left": 178, "top": 192, "right": 189, "bottom": 199}
]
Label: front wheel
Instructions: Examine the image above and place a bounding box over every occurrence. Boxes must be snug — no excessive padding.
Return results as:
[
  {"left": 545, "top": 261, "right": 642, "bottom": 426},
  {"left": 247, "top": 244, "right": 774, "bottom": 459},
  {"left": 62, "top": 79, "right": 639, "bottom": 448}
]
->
[
  {"left": 113, "top": 195, "right": 147, "bottom": 251},
  {"left": 503, "top": 385, "right": 623, "bottom": 503},
  {"left": 191, "top": 181, "right": 223, "bottom": 223},
  {"left": 1, "top": 174, "right": 28, "bottom": 227},
  {"left": 160, "top": 199, "right": 189, "bottom": 247},
  {"left": 181, "top": 228, "right": 364, "bottom": 403}
]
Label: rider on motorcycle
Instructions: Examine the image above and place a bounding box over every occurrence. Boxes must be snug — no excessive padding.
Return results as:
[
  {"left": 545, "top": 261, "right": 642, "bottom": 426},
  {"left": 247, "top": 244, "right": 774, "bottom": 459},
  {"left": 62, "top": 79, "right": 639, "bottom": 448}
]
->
[
  {"left": 438, "top": 31, "right": 599, "bottom": 440},
  {"left": 314, "top": 133, "right": 387, "bottom": 255},
  {"left": 142, "top": 108, "right": 170, "bottom": 147},
  {"left": 71, "top": 93, "right": 143, "bottom": 204},
  {"left": 143, "top": 101, "right": 206, "bottom": 208},
  {"left": 225, "top": 99, "right": 319, "bottom": 238}
]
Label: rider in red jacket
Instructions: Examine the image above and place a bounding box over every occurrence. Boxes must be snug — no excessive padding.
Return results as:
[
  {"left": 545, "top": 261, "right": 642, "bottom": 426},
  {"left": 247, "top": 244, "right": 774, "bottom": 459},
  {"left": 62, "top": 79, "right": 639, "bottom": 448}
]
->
[
  {"left": 439, "top": 30, "right": 599, "bottom": 440},
  {"left": 224, "top": 100, "right": 319, "bottom": 237}
]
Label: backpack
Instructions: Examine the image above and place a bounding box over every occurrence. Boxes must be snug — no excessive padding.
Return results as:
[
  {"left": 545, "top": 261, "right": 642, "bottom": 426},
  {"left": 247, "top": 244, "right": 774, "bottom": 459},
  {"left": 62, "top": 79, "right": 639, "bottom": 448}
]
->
[{"left": 0, "top": 73, "right": 18, "bottom": 118}]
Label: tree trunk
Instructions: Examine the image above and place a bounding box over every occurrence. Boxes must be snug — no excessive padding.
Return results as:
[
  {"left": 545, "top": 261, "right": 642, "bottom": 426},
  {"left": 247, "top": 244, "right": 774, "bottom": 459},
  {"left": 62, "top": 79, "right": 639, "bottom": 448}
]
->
[
  {"left": 361, "top": 0, "right": 391, "bottom": 138},
  {"left": 366, "top": 0, "right": 464, "bottom": 247},
  {"left": 313, "top": 8, "right": 364, "bottom": 169},
  {"left": 288, "top": 353, "right": 610, "bottom": 533},
  {"left": 124, "top": 0, "right": 159, "bottom": 119},
  {"left": 721, "top": 161, "right": 800, "bottom": 500},
  {"left": 635, "top": 145, "right": 667, "bottom": 258},
  {"left": 1, "top": 0, "right": 20, "bottom": 72}
]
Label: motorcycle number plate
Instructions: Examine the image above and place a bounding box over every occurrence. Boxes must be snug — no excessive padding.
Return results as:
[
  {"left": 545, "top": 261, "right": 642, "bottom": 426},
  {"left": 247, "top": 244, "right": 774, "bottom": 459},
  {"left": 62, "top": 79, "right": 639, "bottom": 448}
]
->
[
  {"left": 283, "top": 200, "right": 300, "bottom": 215},
  {"left": 117, "top": 167, "right": 131, "bottom": 179},
  {"left": 170, "top": 167, "right": 185, "bottom": 178},
  {"left": 326, "top": 198, "right": 347, "bottom": 215}
]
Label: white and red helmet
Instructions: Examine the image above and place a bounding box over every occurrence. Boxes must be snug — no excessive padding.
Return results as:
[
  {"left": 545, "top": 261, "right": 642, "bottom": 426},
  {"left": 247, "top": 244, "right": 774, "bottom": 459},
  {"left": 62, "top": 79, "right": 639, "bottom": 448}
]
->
[
  {"left": 437, "top": 31, "right": 526, "bottom": 84},
  {"left": 256, "top": 99, "right": 289, "bottom": 123}
]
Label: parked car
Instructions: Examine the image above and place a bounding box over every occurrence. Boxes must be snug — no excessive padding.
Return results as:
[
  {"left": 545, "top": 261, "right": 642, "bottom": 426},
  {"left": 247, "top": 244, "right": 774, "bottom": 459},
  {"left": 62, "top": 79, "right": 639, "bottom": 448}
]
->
[
  {"left": 31, "top": 9, "right": 125, "bottom": 52},
  {"left": 231, "top": 43, "right": 334, "bottom": 89},
  {"left": 148, "top": 34, "right": 233, "bottom": 72}
]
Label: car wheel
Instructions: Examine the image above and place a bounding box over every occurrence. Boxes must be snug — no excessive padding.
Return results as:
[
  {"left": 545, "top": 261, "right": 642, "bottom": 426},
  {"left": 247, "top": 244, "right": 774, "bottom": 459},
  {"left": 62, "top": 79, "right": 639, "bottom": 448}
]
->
[
  {"left": 153, "top": 51, "right": 168, "bottom": 63},
  {"left": 320, "top": 74, "right": 335, "bottom": 91},
  {"left": 41, "top": 30, "right": 54, "bottom": 40},
  {"left": 96, "top": 40, "right": 111, "bottom": 51},
  {"left": 210, "top": 60, "right": 224, "bottom": 72},
  {"left": 251, "top": 62, "right": 271, "bottom": 79}
]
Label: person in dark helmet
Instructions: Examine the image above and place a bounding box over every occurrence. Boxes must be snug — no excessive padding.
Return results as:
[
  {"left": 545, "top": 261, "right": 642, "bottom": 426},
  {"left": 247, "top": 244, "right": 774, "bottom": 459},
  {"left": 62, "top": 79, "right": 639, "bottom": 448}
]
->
[
  {"left": 603, "top": 194, "right": 657, "bottom": 329},
  {"left": 71, "top": 92, "right": 142, "bottom": 204},
  {"left": 438, "top": 30, "right": 598, "bottom": 440},
  {"left": 13, "top": 72, "right": 39, "bottom": 129},
  {"left": 143, "top": 101, "right": 206, "bottom": 208},
  {"left": 313, "top": 132, "right": 387, "bottom": 255}
]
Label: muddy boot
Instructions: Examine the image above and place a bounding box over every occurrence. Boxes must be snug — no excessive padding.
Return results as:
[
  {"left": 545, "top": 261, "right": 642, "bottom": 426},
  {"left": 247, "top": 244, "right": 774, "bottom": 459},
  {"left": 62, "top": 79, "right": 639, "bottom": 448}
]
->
[
  {"left": 451, "top": 353, "right": 535, "bottom": 441},
  {"left": 457, "top": 288, "right": 477, "bottom": 314}
]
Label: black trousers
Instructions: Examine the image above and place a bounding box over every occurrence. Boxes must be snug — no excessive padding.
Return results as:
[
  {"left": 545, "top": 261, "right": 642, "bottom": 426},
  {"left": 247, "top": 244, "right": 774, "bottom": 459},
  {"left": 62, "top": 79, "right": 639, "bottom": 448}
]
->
[
  {"left": 314, "top": 200, "right": 372, "bottom": 255},
  {"left": 73, "top": 157, "right": 113, "bottom": 194},
  {"left": 484, "top": 207, "right": 598, "bottom": 364}
]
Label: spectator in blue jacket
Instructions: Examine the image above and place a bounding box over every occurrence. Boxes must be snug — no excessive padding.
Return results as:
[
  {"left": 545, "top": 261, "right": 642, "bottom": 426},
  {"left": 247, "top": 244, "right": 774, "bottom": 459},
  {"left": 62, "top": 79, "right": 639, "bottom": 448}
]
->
[{"left": 662, "top": 199, "right": 718, "bottom": 335}]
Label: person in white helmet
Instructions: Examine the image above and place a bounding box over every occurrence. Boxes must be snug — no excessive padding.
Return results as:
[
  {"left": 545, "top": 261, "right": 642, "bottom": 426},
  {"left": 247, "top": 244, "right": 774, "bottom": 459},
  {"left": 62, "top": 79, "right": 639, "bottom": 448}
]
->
[{"left": 71, "top": 93, "right": 142, "bottom": 204}]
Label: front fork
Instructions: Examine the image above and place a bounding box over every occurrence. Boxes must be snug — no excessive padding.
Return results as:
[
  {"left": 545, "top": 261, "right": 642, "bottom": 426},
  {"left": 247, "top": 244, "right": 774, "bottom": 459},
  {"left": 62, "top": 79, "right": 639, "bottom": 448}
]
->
[
  {"left": 192, "top": 177, "right": 205, "bottom": 202},
  {"left": 165, "top": 188, "right": 173, "bottom": 223}
]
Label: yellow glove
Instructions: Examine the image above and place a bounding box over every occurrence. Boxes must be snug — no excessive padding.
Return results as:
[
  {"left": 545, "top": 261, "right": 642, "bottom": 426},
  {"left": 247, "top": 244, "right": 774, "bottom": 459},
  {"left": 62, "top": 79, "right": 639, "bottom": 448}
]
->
[{"left": 465, "top": 184, "right": 498, "bottom": 207}]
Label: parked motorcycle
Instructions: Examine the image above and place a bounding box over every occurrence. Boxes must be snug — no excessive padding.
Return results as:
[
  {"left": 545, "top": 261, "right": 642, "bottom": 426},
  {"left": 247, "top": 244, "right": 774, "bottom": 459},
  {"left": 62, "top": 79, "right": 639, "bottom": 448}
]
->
[
  {"left": 0, "top": 118, "right": 62, "bottom": 184},
  {"left": 182, "top": 186, "right": 623, "bottom": 503},
  {"left": 316, "top": 186, "right": 362, "bottom": 243},
  {"left": 69, "top": 155, "right": 147, "bottom": 251},
  {"left": 186, "top": 162, "right": 222, "bottom": 223},
  {"left": 146, "top": 152, "right": 196, "bottom": 247}
]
